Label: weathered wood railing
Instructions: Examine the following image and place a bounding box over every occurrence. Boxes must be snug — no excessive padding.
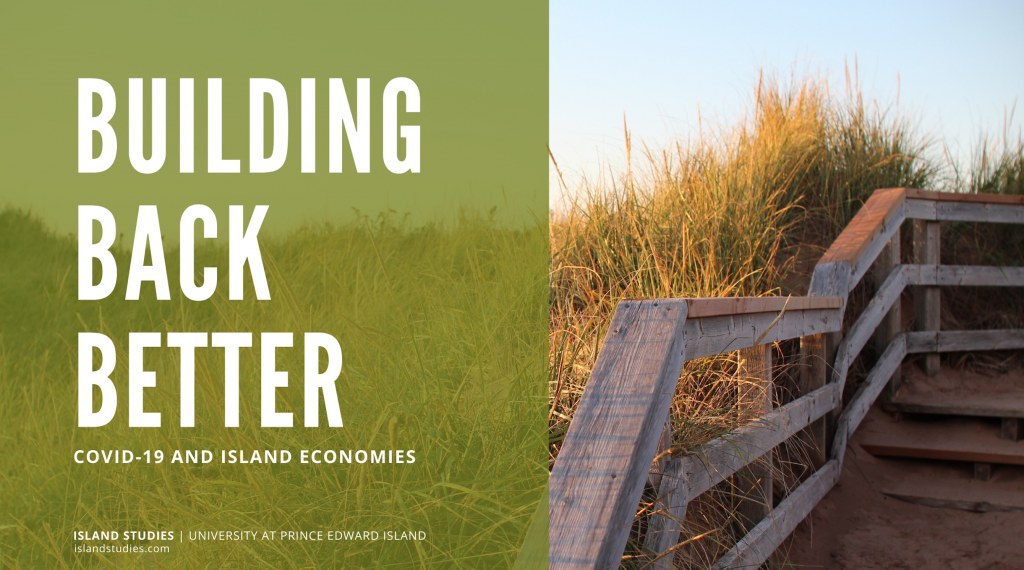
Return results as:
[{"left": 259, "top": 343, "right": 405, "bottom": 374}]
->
[{"left": 547, "top": 188, "right": 1024, "bottom": 569}]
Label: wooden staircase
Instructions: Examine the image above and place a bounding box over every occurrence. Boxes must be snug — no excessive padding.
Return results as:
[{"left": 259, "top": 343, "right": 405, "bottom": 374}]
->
[
  {"left": 544, "top": 189, "right": 1024, "bottom": 570},
  {"left": 860, "top": 364, "right": 1024, "bottom": 509}
]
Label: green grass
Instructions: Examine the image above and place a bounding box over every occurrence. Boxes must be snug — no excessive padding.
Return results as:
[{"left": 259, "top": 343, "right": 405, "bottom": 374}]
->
[{"left": 0, "top": 210, "right": 548, "bottom": 568}]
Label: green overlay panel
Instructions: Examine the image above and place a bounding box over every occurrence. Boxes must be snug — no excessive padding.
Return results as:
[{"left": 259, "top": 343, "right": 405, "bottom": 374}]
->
[{"left": 0, "top": 3, "right": 548, "bottom": 568}]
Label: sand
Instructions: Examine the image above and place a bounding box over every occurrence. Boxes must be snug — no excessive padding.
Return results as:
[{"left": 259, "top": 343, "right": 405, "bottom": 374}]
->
[{"left": 785, "top": 408, "right": 1024, "bottom": 569}]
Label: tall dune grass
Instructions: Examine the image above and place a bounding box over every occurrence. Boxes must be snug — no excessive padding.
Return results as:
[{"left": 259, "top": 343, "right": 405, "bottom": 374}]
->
[
  {"left": 0, "top": 210, "right": 548, "bottom": 568},
  {"left": 550, "top": 76, "right": 934, "bottom": 441}
]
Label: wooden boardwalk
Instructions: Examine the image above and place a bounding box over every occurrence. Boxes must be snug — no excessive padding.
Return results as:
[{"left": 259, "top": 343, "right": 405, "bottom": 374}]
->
[{"left": 537, "top": 188, "right": 1024, "bottom": 569}]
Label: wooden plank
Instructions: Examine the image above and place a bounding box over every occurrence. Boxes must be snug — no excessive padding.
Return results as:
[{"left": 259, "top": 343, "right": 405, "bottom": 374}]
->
[
  {"left": 904, "top": 198, "right": 938, "bottom": 221},
  {"left": 832, "top": 264, "right": 908, "bottom": 389},
  {"left": 904, "top": 188, "right": 1024, "bottom": 205},
  {"left": 712, "top": 459, "right": 841, "bottom": 570},
  {"left": 684, "top": 308, "right": 841, "bottom": 360},
  {"left": 937, "top": 202, "right": 1024, "bottom": 224},
  {"left": 873, "top": 237, "right": 903, "bottom": 398},
  {"left": 912, "top": 219, "right": 941, "bottom": 376},
  {"left": 890, "top": 390, "right": 1024, "bottom": 419},
  {"left": 882, "top": 473, "right": 1024, "bottom": 513},
  {"left": 905, "top": 264, "right": 1024, "bottom": 288},
  {"left": 859, "top": 415, "right": 1024, "bottom": 466},
  {"left": 886, "top": 489, "right": 1024, "bottom": 512},
  {"left": 904, "top": 330, "right": 1024, "bottom": 353},
  {"left": 683, "top": 296, "right": 843, "bottom": 318},
  {"left": 668, "top": 383, "right": 840, "bottom": 502},
  {"left": 817, "top": 187, "right": 907, "bottom": 290},
  {"left": 735, "top": 345, "right": 774, "bottom": 532},
  {"left": 904, "top": 188, "right": 1024, "bottom": 224},
  {"left": 549, "top": 300, "right": 689, "bottom": 570},
  {"left": 906, "top": 197, "right": 1024, "bottom": 224},
  {"left": 807, "top": 260, "right": 854, "bottom": 299},
  {"left": 832, "top": 336, "right": 907, "bottom": 463},
  {"left": 887, "top": 367, "right": 1024, "bottom": 419}
]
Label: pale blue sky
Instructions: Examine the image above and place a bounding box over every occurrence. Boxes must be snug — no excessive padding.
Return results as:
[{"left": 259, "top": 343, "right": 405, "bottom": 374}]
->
[{"left": 550, "top": 1, "right": 1024, "bottom": 205}]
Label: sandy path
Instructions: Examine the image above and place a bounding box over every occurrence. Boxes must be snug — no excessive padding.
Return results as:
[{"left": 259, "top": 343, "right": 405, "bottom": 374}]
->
[{"left": 784, "top": 408, "right": 1024, "bottom": 569}]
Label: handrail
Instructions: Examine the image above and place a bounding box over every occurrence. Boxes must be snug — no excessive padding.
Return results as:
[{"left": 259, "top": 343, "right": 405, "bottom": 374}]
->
[{"left": 546, "top": 188, "right": 1024, "bottom": 569}]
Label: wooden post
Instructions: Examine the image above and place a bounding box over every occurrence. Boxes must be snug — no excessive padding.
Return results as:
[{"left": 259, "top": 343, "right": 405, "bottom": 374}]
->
[
  {"left": 549, "top": 300, "right": 689, "bottom": 569},
  {"left": 798, "top": 333, "right": 832, "bottom": 469},
  {"left": 648, "top": 419, "right": 673, "bottom": 490},
  {"left": 644, "top": 419, "right": 684, "bottom": 570},
  {"left": 873, "top": 236, "right": 903, "bottom": 399},
  {"left": 735, "top": 344, "right": 773, "bottom": 531},
  {"left": 973, "top": 463, "right": 993, "bottom": 481},
  {"left": 1001, "top": 418, "right": 1022, "bottom": 441},
  {"left": 913, "top": 220, "right": 941, "bottom": 376}
]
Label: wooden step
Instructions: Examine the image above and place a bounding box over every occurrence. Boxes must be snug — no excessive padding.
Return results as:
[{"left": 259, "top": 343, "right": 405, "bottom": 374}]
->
[
  {"left": 882, "top": 468, "right": 1024, "bottom": 513},
  {"left": 859, "top": 413, "right": 1024, "bottom": 466},
  {"left": 887, "top": 367, "right": 1024, "bottom": 419}
]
